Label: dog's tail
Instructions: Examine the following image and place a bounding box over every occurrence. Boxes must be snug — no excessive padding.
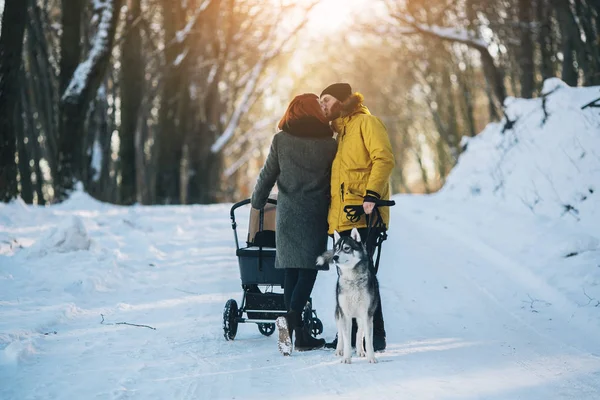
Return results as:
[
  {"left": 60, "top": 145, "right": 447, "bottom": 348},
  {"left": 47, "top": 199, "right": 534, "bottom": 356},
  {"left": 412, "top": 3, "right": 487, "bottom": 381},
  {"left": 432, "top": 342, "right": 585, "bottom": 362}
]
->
[{"left": 316, "top": 249, "right": 335, "bottom": 267}]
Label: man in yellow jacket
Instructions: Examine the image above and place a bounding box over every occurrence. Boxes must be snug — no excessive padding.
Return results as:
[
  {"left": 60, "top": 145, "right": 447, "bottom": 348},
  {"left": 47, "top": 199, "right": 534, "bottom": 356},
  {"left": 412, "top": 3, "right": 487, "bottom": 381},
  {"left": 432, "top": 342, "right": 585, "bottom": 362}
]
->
[{"left": 320, "top": 83, "right": 395, "bottom": 351}]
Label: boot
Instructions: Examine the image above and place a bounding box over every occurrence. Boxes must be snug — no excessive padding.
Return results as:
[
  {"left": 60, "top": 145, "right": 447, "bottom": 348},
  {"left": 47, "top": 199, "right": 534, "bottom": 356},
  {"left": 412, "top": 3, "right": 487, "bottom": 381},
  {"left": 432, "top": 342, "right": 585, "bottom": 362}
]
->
[
  {"left": 324, "top": 334, "right": 338, "bottom": 349},
  {"left": 294, "top": 323, "right": 325, "bottom": 351},
  {"left": 275, "top": 310, "right": 299, "bottom": 356},
  {"left": 327, "top": 327, "right": 386, "bottom": 351},
  {"left": 373, "top": 334, "right": 386, "bottom": 352},
  {"left": 324, "top": 319, "right": 358, "bottom": 349}
]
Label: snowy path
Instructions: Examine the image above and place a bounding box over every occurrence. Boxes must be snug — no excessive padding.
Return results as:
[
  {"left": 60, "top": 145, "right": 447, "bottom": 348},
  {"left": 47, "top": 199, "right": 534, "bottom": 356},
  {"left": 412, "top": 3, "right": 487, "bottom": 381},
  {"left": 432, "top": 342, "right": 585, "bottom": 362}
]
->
[{"left": 1, "top": 195, "right": 600, "bottom": 399}]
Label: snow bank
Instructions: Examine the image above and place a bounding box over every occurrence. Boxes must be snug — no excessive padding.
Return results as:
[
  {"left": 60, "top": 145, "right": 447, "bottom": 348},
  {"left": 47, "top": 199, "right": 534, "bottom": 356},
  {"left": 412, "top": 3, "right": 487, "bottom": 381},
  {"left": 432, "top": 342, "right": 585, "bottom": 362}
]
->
[
  {"left": 430, "top": 79, "right": 600, "bottom": 318},
  {"left": 0, "top": 337, "right": 36, "bottom": 366},
  {"left": 442, "top": 79, "right": 600, "bottom": 236},
  {"left": 26, "top": 215, "right": 91, "bottom": 257},
  {"left": 51, "top": 182, "right": 112, "bottom": 212}
]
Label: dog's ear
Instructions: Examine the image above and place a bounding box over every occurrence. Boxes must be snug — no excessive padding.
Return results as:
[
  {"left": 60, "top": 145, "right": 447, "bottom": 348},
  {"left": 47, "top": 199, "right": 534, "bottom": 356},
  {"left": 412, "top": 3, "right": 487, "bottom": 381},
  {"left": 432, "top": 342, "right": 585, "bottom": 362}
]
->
[
  {"left": 351, "top": 228, "right": 361, "bottom": 243},
  {"left": 333, "top": 230, "right": 341, "bottom": 243}
]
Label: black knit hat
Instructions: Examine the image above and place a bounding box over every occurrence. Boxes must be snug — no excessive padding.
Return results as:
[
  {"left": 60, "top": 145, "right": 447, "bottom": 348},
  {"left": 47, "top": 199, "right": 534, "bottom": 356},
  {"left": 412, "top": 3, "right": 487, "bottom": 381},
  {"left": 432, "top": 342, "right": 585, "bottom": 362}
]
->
[{"left": 320, "top": 83, "right": 352, "bottom": 103}]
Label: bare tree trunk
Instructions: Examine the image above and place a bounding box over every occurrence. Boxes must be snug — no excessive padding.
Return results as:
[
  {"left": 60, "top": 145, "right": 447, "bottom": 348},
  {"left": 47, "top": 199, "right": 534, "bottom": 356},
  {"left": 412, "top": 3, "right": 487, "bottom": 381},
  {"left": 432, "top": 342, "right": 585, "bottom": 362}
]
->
[
  {"left": 429, "top": 103, "right": 452, "bottom": 184},
  {"left": 388, "top": 119, "right": 411, "bottom": 194},
  {"left": 20, "top": 63, "right": 47, "bottom": 205},
  {"left": 467, "top": 41, "right": 506, "bottom": 113},
  {"left": 414, "top": 148, "right": 431, "bottom": 194},
  {"left": 186, "top": 1, "right": 226, "bottom": 204},
  {"left": 574, "top": 0, "right": 600, "bottom": 85},
  {"left": 57, "top": 0, "right": 122, "bottom": 200},
  {"left": 396, "top": 15, "right": 506, "bottom": 116},
  {"left": 26, "top": 1, "right": 59, "bottom": 191},
  {"left": 120, "top": 0, "right": 143, "bottom": 204},
  {"left": 593, "top": 0, "right": 600, "bottom": 83},
  {"left": 176, "top": 84, "right": 192, "bottom": 204},
  {"left": 29, "top": 134, "right": 47, "bottom": 206},
  {"left": 26, "top": 107, "right": 47, "bottom": 205},
  {"left": 99, "top": 88, "right": 114, "bottom": 202},
  {"left": 136, "top": 93, "right": 155, "bottom": 205},
  {"left": 506, "top": 54, "right": 519, "bottom": 96},
  {"left": 483, "top": 78, "right": 497, "bottom": 121},
  {"left": 458, "top": 52, "right": 477, "bottom": 137},
  {"left": 108, "top": 69, "right": 120, "bottom": 203},
  {"left": 435, "top": 138, "right": 451, "bottom": 186},
  {"left": 0, "top": 0, "right": 28, "bottom": 202},
  {"left": 59, "top": 0, "right": 83, "bottom": 96},
  {"left": 537, "top": 0, "right": 556, "bottom": 84},
  {"left": 519, "top": 0, "right": 535, "bottom": 97},
  {"left": 187, "top": 122, "right": 223, "bottom": 204},
  {"left": 16, "top": 78, "right": 34, "bottom": 204},
  {"left": 156, "top": 2, "right": 185, "bottom": 204},
  {"left": 477, "top": 46, "right": 506, "bottom": 113},
  {"left": 593, "top": 0, "right": 600, "bottom": 36},
  {"left": 85, "top": 84, "right": 110, "bottom": 201},
  {"left": 192, "top": 151, "right": 223, "bottom": 203},
  {"left": 442, "top": 69, "right": 460, "bottom": 159},
  {"left": 554, "top": 0, "right": 579, "bottom": 85}
]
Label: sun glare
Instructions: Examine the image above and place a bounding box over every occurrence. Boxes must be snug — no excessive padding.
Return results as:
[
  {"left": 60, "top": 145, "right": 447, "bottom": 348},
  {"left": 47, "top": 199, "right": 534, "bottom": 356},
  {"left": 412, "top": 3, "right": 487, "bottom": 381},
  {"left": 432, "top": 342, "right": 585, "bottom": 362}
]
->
[{"left": 299, "top": 0, "right": 372, "bottom": 37}]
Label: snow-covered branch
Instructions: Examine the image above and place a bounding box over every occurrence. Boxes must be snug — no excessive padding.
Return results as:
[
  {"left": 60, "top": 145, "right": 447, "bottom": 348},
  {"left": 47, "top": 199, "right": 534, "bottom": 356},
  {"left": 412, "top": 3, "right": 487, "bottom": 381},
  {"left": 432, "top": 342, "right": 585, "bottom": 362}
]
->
[
  {"left": 62, "top": 0, "right": 121, "bottom": 103},
  {"left": 223, "top": 117, "right": 279, "bottom": 157},
  {"left": 387, "top": 10, "right": 506, "bottom": 109},
  {"left": 210, "top": 57, "right": 267, "bottom": 154},
  {"left": 174, "top": 0, "right": 212, "bottom": 44},
  {"left": 224, "top": 140, "right": 269, "bottom": 177},
  {"left": 364, "top": 22, "right": 417, "bottom": 37},
  {"left": 210, "top": 3, "right": 318, "bottom": 154},
  {"left": 391, "top": 14, "right": 489, "bottom": 50},
  {"left": 165, "top": 0, "right": 212, "bottom": 67},
  {"left": 213, "top": 69, "right": 277, "bottom": 154},
  {"left": 173, "top": 48, "right": 189, "bottom": 67}
]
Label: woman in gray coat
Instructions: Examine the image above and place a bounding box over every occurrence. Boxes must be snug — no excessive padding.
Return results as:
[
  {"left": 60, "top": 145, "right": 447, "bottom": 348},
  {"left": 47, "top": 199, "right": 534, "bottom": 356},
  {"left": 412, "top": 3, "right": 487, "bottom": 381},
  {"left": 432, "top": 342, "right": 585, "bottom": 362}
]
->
[{"left": 251, "top": 93, "right": 336, "bottom": 353}]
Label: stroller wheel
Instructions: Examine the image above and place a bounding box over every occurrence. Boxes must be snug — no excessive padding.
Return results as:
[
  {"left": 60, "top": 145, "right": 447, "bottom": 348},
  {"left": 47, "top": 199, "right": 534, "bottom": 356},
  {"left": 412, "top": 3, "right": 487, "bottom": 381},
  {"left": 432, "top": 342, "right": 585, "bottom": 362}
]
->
[
  {"left": 257, "top": 323, "right": 275, "bottom": 336},
  {"left": 223, "top": 299, "right": 239, "bottom": 341},
  {"left": 302, "top": 301, "right": 322, "bottom": 338},
  {"left": 311, "top": 318, "right": 324, "bottom": 336}
]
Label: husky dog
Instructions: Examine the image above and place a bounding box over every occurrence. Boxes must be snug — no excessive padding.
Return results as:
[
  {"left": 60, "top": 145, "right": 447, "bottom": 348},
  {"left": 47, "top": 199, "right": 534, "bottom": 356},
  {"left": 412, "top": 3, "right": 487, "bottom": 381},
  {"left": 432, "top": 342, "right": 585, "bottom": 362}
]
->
[{"left": 317, "top": 228, "right": 379, "bottom": 364}]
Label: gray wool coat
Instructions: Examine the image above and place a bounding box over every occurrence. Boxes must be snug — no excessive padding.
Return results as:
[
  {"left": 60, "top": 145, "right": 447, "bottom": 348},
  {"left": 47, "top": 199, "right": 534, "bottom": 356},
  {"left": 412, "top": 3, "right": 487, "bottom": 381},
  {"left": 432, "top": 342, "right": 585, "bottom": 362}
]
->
[{"left": 251, "top": 119, "right": 337, "bottom": 271}]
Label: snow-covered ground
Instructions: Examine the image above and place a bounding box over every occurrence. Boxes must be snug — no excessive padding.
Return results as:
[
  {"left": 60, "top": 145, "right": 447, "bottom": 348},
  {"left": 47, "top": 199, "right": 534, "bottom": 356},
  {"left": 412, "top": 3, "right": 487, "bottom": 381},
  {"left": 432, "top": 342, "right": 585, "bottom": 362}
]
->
[{"left": 1, "top": 81, "right": 599, "bottom": 399}]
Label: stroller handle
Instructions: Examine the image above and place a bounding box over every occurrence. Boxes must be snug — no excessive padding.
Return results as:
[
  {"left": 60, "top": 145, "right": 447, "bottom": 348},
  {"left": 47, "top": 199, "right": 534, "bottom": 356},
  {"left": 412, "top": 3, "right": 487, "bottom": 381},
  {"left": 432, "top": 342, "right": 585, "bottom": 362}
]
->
[
  {"left": 343, "top": 198, "right": 395, "bottom": 225},
  {"left": 230, "top": 198, "right": 277, "bottom": 251},
  {"left": 230, "top": 198, "right": 277, "bottom": 221},
  {"left": 371, "top": 199, "right": 395, "bottom": 207}
]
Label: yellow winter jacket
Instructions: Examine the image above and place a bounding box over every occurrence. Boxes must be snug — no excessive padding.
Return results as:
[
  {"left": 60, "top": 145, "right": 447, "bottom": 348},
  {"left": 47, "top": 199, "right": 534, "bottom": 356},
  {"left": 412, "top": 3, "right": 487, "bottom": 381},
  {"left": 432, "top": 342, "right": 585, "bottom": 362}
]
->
[{"left": 328, "top": 93, "right": 395, "bottom": 234}]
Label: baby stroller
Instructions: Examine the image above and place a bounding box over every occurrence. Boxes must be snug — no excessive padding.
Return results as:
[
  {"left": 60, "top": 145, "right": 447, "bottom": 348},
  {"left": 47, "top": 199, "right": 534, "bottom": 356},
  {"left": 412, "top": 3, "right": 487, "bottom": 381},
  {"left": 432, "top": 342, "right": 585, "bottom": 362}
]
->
[{"left": 223, "top": 198, "right": 324, "bottom": 340}]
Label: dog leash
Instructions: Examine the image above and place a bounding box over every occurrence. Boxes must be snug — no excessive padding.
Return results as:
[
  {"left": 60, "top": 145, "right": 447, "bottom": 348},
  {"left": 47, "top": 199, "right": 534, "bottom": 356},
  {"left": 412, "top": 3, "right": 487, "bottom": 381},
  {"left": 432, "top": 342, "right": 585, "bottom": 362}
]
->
[
  {"left": 365, "top": 209, "right": 386, "bottom": 274},
  {"left": 343, "top": 199, "right": 395, "bottom": 274}
]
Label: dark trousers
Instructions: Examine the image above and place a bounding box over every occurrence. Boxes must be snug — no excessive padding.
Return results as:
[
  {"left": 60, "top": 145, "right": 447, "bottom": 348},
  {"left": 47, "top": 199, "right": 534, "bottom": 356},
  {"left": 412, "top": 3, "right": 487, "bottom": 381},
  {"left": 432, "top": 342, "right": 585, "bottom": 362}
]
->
[
  {"left": 336, "top": 228, "right": 386, "bottom": 337},
  {"left": 284, "top": 268, "right": 318, "bottom": 315}
]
